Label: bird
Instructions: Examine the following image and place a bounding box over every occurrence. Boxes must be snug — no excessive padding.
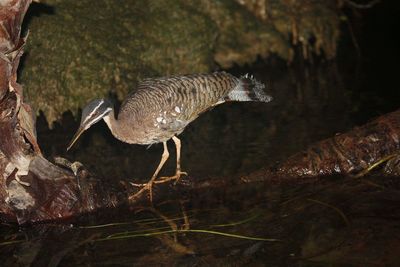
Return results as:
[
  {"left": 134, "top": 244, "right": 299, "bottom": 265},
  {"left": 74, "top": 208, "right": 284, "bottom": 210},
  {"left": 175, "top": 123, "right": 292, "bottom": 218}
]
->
[{"left": 67, "top": 71, "right": 272, "bottom": 202}]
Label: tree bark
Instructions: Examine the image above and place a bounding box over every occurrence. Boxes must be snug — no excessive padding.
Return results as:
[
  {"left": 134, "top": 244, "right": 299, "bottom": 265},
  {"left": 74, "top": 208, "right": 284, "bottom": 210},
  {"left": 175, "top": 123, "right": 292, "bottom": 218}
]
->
[
  {"left": 0, "top": 1, "right": 398, "bottom": 224},
  {"left": 239, "top": 109, "right": 400, "bottom": 184},
  {"left": 0, "top": 0, "right": 126, "bottom": 224}
]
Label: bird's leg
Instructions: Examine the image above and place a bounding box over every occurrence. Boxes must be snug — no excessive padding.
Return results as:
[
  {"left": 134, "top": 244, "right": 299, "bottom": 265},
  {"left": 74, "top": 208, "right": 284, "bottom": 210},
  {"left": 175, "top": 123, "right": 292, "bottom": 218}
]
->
[
  {"left": 172, "top": 136, "right": 188, "bottom": 180},
  {"left": 129, "top": 141, "right": 169, "bottom": 203},
  {"left": 157, "top": 136, "right": 187, "bottom": 184}
]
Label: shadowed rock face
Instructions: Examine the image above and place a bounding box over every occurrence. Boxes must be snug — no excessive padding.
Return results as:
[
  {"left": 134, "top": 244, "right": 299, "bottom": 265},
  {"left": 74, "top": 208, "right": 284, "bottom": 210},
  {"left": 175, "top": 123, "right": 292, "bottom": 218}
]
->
[{"left": 19, "top": 0, "right": 341, "bottom": 124}]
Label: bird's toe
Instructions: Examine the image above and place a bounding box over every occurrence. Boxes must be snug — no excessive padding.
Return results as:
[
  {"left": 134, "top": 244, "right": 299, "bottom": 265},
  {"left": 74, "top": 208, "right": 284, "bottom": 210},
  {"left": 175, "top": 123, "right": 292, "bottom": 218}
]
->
[
  {"left": 156, "top": 170, "right": 187, "bottom": 184},
  {"left": 128, "top": 180, "right": 155, "bottom": 203}
]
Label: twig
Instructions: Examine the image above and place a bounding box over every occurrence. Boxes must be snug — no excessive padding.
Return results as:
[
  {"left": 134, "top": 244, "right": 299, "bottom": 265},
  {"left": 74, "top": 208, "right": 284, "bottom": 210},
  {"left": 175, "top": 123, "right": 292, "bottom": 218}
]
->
[
  {"left": 307, "top": 198, "right": 350, "bottom": 226},
  {"left": 352, "top": 153, "right": 399, "bottom": 178},
  {"left": 344, "top": 0, "right": 380, "bottom": 9},
  {"left": 95, "top": 229, "right": 280, "bottom": 242}
]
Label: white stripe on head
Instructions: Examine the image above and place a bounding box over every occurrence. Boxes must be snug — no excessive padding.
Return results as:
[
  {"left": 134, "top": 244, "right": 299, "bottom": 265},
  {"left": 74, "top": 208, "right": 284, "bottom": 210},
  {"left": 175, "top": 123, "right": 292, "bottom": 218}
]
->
[
  {"left": 98, "top": 107, "right": 113, "bottom": 119},
  {"left": 82, "top": 99, "right": 104, "bottom": 126},
  {"left": 85, "top": 108, "right": 113, "bottom": 130}
]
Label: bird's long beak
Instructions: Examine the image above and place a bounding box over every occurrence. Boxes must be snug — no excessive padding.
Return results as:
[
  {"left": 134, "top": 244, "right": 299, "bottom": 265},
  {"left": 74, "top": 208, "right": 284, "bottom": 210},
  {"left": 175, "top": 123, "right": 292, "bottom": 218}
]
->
[{"left": 67, "top": 126, "right": 86, "bottom": 151}]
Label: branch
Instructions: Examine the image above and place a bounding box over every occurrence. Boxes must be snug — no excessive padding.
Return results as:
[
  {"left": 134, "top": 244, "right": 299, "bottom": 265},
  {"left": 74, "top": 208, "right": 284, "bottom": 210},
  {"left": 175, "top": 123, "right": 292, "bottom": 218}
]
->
[{"left": 343, "top": 0, "right": 381, "bottom": 9}]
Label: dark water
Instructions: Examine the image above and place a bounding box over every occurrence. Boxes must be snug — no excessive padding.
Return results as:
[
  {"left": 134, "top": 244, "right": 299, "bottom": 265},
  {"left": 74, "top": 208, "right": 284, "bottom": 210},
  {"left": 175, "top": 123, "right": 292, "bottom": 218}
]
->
[{"left": 1, "top": 57, "right": 399, "bottom": 266}]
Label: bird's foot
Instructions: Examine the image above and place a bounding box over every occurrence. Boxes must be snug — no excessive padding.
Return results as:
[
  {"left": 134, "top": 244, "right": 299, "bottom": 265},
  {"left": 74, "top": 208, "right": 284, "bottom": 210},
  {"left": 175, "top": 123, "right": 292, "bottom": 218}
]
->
[
  {"left": 156, "top": 170, "right": 188, "bottom": 185},
  {"left": 129, "top": 179, "right": 155, "bottom": 203},
  {"left": 128, "top": 171, "right": 187, "bottom": 203}
]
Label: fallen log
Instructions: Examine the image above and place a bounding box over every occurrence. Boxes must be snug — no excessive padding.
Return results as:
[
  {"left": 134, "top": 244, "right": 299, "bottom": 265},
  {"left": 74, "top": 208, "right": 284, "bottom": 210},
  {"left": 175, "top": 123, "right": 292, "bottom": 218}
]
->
[
  {"left": 0, "top": 0, "right": 398, "bottom": 224},
  {"left": 239, "top": 109, "right": 400, "bottom": 184}
]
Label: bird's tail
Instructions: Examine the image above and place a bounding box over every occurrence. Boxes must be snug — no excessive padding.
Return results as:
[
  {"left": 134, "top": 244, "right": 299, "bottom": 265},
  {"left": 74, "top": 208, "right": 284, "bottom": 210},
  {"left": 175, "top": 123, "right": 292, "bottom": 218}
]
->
[{"left": 226, "top": 74, "right": 272, "bottom": 102}]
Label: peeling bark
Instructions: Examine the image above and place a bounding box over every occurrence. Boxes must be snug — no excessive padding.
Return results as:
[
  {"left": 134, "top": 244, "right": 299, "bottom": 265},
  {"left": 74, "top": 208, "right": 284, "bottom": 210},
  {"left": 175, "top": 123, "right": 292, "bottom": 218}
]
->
[
  {"left": 276, "top": 109, "right": 400, "bottom": 178},
  {"left": 0, "top": 0, "right": 124, "bottom": 224}
]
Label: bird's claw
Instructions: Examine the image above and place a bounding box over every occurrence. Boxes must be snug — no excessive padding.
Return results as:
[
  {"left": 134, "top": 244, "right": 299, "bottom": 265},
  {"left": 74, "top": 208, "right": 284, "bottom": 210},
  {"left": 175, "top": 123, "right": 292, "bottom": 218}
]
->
[
  {"left": 129, "top": 180, "right": 154, "bottom": 203},
  {"left": 156, "top": 170, "right": 187, "bottom": 184},
  {"left": 128, "top": 170, "right": 188, "bottom": 203},
  {"left": 130, "top": 182, "right": 148, "bottom": 187}
]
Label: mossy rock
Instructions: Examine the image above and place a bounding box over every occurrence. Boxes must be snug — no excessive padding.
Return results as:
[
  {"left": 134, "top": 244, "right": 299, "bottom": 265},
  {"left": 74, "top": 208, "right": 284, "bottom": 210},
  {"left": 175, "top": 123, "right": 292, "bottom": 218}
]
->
[
  {"left": 21, "top": 0, "right": 217, "bottom": 123},
  {"left": 20, "top": 0, "right": 340, "bottom": 124}
]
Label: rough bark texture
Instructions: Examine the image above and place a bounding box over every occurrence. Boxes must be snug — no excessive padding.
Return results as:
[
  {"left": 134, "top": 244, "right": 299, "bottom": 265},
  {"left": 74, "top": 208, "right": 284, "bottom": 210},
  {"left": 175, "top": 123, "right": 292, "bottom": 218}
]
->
[
  {"left": 0, "top": 0, "right": 125, "bottom": 224},
  {"left": 240, "top": 109, "right": 400, "bottom": 184}
]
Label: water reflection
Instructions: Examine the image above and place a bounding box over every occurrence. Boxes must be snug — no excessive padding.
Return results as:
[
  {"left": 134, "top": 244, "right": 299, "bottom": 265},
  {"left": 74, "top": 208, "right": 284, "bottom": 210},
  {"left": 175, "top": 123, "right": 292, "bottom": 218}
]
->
[{"left": 2, "top": 174, "right": 398, "bottom": 266}]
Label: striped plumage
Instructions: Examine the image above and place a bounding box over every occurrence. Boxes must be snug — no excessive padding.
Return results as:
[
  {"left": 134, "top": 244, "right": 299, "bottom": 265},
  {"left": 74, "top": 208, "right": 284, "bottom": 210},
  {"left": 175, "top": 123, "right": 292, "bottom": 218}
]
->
[
  {"left": 67, "top": 71, "right": 271, "bottom": 202},
  {"left": 106, "top": 72, "right": 270, "bottom": 145}
]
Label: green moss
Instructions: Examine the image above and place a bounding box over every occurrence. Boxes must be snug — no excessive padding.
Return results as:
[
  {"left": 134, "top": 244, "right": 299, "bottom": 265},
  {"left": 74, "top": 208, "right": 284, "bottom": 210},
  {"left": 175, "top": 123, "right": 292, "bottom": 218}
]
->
[
  {"left": 20, "top": 0, "right": 341, "bottom": 124},
  {"left": 21, "top": 0, "right": 216, "bottom": 123}
]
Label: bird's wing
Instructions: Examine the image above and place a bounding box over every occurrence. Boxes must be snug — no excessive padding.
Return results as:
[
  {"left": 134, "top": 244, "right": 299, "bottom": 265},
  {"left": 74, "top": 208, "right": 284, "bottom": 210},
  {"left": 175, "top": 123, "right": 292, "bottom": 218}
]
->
[
  {"left": 136, "top": 77, "right": 170, "bottom": 91},
  {"left": 120, "top": 72, "right": 240, "bottom": 122}
]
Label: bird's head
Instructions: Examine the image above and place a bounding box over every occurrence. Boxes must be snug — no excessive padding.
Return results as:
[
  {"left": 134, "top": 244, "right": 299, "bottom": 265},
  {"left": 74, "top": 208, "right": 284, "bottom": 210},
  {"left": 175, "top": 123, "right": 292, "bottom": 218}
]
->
[{"left": 67, "top": 99, "right": 113, "bottom": 151}]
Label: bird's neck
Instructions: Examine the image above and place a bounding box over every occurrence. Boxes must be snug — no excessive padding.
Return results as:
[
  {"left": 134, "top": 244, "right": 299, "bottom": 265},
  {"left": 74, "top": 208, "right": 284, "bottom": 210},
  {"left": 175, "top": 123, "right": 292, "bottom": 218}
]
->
[{"left": 103, "top": 109, "right": 129, "bottom": 143}]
